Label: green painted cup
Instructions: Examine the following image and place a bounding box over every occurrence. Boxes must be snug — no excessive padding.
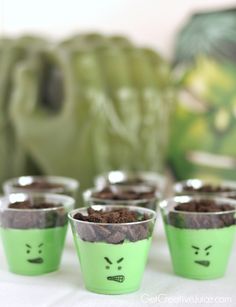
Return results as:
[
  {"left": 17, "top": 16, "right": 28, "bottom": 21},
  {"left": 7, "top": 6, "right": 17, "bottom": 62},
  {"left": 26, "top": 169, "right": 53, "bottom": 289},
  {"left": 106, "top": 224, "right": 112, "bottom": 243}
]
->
[
  {"left": 0, "top": 193, "right": 75, "bottom": 275},
  {"left": 160, "top": 195, "right": 236, "bottom": 280},
  {"left": 69, "top": 205, "right": 156, "bottom": 294}
]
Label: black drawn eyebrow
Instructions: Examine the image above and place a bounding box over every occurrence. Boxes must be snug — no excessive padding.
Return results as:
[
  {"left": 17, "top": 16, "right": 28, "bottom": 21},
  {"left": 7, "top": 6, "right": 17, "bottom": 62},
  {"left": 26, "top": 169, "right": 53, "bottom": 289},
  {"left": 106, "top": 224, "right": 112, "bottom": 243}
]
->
[
  {"left": 191, "top": 245, "right": 199, "bottom": 250},
  {"left": 26, "top": 244, "right": 32, "bottom": 249},
  {"left": 117, "top": 257, "right": 124, "bottom": 263},
  {"left": 104, "top": 257, "right": 112, "bottom": 265},
  {"left": 204, "top": 245, "right": 212, "bottom": 251},
  {"left": 38, "top": 243, "right": 44, "bottom": 247}
]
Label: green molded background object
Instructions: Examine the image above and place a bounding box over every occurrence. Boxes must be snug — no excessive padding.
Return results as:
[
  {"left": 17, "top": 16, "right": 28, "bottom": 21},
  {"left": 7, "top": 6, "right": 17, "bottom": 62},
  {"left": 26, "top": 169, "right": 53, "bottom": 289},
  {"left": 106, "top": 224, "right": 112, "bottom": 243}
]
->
[
  {"left": 170, "top": 8, "right": 236, "bottom": 181},
  {"left": 0, "top": 33, "right": 174, "bottom": 198},
  {"left": 0, "top": 36, "right": 47, "bottom": 186},
  {"left": 73, "top": 236, "right": 152, "bottom": 294},
  {"left": 1, "top": 225, "right": 67, "bottom": 275},
  {"left": 164, "top": 224, "right": 236, "bottom": 279}
]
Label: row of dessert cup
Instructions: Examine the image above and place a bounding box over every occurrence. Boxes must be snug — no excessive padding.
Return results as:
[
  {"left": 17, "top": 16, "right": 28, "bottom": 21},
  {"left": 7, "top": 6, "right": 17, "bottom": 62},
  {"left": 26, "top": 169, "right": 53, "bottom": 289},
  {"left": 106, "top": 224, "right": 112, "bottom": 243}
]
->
[
  {"left": 0, "top": 174, "right": 235, "bottom": 295},
  {"left": 0, "top": 173, "right": 161, "bottom": 295}
]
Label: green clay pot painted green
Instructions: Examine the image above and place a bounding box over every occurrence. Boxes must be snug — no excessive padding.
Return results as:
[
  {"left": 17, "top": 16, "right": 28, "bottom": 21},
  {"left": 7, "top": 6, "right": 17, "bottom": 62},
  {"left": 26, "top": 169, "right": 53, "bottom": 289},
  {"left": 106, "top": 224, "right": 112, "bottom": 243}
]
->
[
  {"left": 73, "top": 237, "right": 152, "bottom": 294},
  {"left": 1, "top": 226, "right": 67, "bottom": 275},
  {"left": 164, "top": 224, "right": 236, "bottom": 279}
]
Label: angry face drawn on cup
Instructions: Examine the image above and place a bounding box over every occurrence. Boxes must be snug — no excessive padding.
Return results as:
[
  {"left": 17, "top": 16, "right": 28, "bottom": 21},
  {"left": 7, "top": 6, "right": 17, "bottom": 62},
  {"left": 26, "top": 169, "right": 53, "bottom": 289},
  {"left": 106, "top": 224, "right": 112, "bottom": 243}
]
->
[
  {"left": 25, "top": 243, "right": 44, "bottom": 264},
  {"left": 192, "top": 244, "right": 212, "bottom": 267},
  {"left": 104, "top": 256, "right": 125, "bottom": 283},
  {"left": 0, "top": 193, "right": 74, "bottom": 275}
]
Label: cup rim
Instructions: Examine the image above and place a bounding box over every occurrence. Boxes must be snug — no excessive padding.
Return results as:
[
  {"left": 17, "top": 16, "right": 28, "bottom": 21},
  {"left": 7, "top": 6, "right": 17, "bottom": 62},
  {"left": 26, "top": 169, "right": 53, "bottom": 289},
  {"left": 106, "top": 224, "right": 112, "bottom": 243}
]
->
[
  {"left": 0, "top": 192, "right": 75, "bottom": 213},
  {"left": 83, "top": 185, "right": 160, "bottom": 205},
  {"left": 159, "top": 195, "right": 236, "bottom": 216},
  {"left": 3, "top": 175, "right": 79, "bottom": 194},
  {"left": 174, "top": 178, "right": 236, "bottom": 197},
  {"left": 68, "top": 204, "right": 157, "bottom": 226},
  {"left": 94, "top": 170, "right": 165, "bottom": 189}
]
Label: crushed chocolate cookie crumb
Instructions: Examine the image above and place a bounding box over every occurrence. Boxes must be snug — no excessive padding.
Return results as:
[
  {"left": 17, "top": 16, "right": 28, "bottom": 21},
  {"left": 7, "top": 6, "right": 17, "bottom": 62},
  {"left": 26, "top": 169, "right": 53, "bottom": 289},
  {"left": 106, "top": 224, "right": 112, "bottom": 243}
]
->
[
  {"left": 14, "top": 181, "right": 64, "bottom": 190},
  {"left": 92, "top": 186, "right": 156, "bottom": 201},
  {"left": 73, "top": 207, "right": 154, "bottom": 244},
  {"left": 8, "top": 200, "right": 61, "bottom": 210},
  {"left": 74, "top": 207, "right": 147, "bottom": 223},
  {"left": 182, "top": 184, "right": 234, "bottom": 193},
  {"left": 166, "top": 199, "right": 235, "bottom": 229},
  {"left": 175, "top": 200, "right": 234, "bottom": 213},
  {"left": 2, "top": 200, "right": 67, "bottom": 229}
]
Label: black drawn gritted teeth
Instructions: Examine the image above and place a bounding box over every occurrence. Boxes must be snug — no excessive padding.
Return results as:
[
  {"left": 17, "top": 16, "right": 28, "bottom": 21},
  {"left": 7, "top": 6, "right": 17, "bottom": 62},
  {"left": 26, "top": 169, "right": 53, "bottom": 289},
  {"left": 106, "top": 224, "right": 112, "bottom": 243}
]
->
[{"left": 107, "top": 275, "right": 125, "bottom": 283}]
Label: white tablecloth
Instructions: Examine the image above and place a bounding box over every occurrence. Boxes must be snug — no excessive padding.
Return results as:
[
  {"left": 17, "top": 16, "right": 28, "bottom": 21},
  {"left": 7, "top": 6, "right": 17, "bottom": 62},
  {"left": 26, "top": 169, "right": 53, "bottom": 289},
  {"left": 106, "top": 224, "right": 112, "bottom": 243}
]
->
[{"left": 0, "top": 217, "right": 235, "bottom": 307}]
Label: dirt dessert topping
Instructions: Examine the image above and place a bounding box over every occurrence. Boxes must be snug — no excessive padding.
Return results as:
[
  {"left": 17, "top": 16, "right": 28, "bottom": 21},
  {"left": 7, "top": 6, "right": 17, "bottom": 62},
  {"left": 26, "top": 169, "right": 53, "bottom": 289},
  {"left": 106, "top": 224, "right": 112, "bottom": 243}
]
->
[
  {"left": 73, "top": 207, "right": 154, "bottom": 244},
  {"left": 92, "top": 186, "right": 156, "bottom": 201},
  {"left": 2, "top": 200, "right": 66, "bottom": 229},
  {"left": 167, "top": 199, "right": 236, "bottom": 229}
]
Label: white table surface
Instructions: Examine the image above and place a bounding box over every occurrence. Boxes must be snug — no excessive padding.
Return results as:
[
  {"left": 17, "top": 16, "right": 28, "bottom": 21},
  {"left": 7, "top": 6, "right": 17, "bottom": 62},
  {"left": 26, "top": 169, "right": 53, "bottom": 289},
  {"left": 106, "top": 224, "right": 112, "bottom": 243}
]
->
[{"left": 0, "top": 216, "right": 235, "bottom": 307}]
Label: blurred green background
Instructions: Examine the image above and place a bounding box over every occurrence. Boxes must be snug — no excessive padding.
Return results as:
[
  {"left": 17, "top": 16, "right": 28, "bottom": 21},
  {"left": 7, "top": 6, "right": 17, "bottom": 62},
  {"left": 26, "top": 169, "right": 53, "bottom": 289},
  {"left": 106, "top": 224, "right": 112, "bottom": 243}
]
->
[
  {"left": 1, "top": 6, "right": 236, "bottom": 196},
  {"left": 0, "top": 33, "right": 173, "bottom": 194}
]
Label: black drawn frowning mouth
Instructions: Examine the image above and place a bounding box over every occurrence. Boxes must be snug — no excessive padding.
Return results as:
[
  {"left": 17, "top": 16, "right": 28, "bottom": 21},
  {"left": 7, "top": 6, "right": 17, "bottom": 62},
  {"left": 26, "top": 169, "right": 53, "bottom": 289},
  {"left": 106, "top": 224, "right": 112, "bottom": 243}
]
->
[
  {"left": 194, "top": 260, "right": 210, "bottom": 267},
  {"left": 27, "top": 257, "right": 44, "bottom": 264}
]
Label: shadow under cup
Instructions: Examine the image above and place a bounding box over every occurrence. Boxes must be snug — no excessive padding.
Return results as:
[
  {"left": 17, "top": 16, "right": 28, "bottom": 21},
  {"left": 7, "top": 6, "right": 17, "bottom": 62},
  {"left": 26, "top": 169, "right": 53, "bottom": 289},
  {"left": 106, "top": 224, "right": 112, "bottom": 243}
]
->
[
  {"left": 69, "top": 205, "right": 156, "bottom": 294},
  {"left": 0, "top": 193, "right": 74, "bottom": 275},
  {"left": 160, "top": 196, "right": 236, "bottom": 280}
]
